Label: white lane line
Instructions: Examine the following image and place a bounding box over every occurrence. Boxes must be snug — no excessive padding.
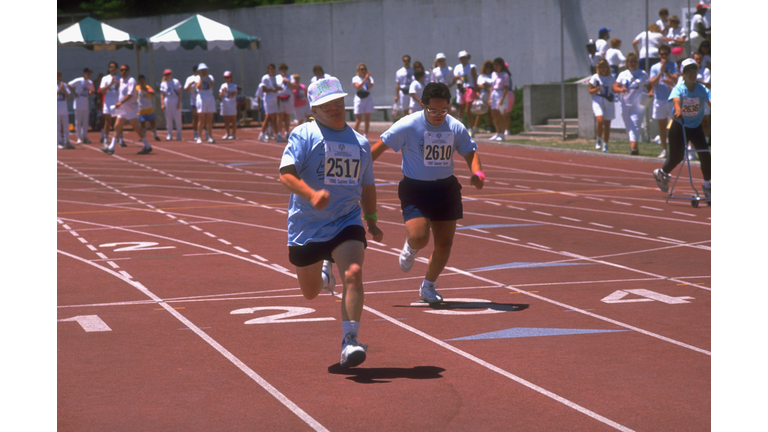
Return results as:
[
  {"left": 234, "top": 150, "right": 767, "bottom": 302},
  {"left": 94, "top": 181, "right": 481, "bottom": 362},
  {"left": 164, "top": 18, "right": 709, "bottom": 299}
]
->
[
  {"left": 56, "top": 250, "right": 328, "bottom": 432},
  {"left": 560, "top": 216, "right": 581, "bottom": 222},
  {"left": 621, "top": 229, "right": 648, "bottom": 236},
  {"left": 361, "top": 303, "right": 636, "bottom": 432},
  {"left": 589, "top": 222, "right": 614, "bottom": 229},
  {"left": 527, "top": 242, "right": 551, "bottom": 249},
  {"left": 532, "top": 211, "right": 552, "bottom": 217},
  {"left": 641, "top": 206, "right": 663, "bottom": 211}
]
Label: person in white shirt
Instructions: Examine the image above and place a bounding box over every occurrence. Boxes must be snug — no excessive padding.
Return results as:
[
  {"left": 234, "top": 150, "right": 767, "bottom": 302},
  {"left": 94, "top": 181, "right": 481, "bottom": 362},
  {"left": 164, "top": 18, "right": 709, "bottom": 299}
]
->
[
  {"left": 596, "top": 28, "right": 611, "bottom": 60},
  {"left": 413, "top": 61, "right": 431, "bottom": 83},
  {"left": 352, "top": 63, "right": 374, "bottom": 137},
  {"left": 99, "top": 61, "right": 120, "bottom": 145},
  {"left": 408, "top": 70, "right": 426, "bottom": 114},
  {"left": 310, "top": 65, "right": 332, "bottom": 84},
  {"left": 454, "top": 50, "right": 479, "bottom": 136},
  {"left": 633, "top": 24, "right": 667, "bottom": 71},
  {"left": 430, "top": 53, "right": 456, "bottom": 89},
  {"left": 605, "top": 39, "right": 626, "bottom": 76},
  {"left": 258, "top": 63, "right": 281, "bottom": 143},
  {"left": 649, "top": 46, "right": 679, "bottom": 159},
  {"left": 665, "top": 15, "right": 686, "bottom": 63},
  {"left": 67, "top": 67, "right": 94, "bottom": 144},
  {"left": 276, "top": 63, "right": 297, "bottom": 142},
  {"left": 656, "top": 8, "right": 671, "bottom": 35},
  {"left": 219, "top": 71, "right": 238, "bottom": 140},
  {"left": 57, "top": 71, "right": 74, "bottom": 149},
  {"left": 159, "top": 69, "right": 182, "bottom": 141},
  {"left": 472, "top": 60, "right": 494, "bottom": 134},
  {"left": 614, "top": 53, "right": 651, "bottom": 155},
  {"left": 184, "top": 65, "right": 200, "bottom": 141},
  {"left": 489, "top": 57, "right": 511, "bottom": 141},
  {"left": 195, "top": 63, "right": 215, "bottom": 144},
  {"left": 587, "top": 40, "right": 600, "bottom": 74},
  {"left": 589, "top": 60, "right": 616, "bottom": 153},
  {"left": 101, "top": 64, "right": 152, "bottom": 155},
  {"left": 689, "top": 4, "right": 710, "bottom": 57},
  {"left": 394, "top": 54, "right": 413, "bottom": 121}
]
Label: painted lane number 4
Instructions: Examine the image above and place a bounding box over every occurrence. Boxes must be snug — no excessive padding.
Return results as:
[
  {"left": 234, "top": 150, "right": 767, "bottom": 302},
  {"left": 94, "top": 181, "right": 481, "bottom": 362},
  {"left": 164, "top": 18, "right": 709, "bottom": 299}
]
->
[{"left": 601, "top": 289, "right": 694, "bottom": 304}]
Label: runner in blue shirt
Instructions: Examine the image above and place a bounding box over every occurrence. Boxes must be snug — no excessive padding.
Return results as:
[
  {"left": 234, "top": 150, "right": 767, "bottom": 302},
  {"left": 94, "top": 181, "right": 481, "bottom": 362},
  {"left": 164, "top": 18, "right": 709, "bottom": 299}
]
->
[
  {"left": 279, "top": 77, "right": 383, "bottom": 368},
  {"left": 652, "top": 58, "right": 711, "bottom": 198},
  {"left": 371, "top": 82, "right": 485, "bottom": 303}
]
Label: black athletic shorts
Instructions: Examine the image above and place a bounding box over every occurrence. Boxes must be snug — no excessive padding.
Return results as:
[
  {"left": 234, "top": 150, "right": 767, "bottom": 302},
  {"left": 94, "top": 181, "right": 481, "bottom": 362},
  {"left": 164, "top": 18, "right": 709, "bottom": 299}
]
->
[
  {"left": 288, "top": 225, "right": 367, "bottom": 267},
  {"left": 398, "top": 175, "right": 463, "bottom": 222}
]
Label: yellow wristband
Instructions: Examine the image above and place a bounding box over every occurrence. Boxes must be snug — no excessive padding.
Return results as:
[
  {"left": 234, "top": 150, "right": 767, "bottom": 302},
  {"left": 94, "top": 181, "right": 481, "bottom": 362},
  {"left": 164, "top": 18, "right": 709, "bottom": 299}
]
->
[{"left": 363, "top": 211, "right": 377, "bottom": 221}]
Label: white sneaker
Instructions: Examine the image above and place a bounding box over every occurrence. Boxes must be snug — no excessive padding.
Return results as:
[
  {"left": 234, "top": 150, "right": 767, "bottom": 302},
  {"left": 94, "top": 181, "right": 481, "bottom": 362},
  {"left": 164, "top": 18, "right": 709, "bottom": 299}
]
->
[
  {"left": 595, "top": 140, "right": 602, "bottom": 150},
  {"left": 602, "top": 142, "right": 608, "bottom": 153},
  {"left": 490, "top": 133, "right": 500, "bottom": 141},
  {"left": 419, "top": 283, "right": 444, "bottom": 303},
  {"left": 166, "top": 134, "right": 172, "bottom": 141},
  {"left": 340, "top": 333, "right": 368, "bottom": 367},
  {"left": 653, "top": 168, "right": 670, "bottom": 193},
  {"left": 258, "top": 133, "right": 269, "bottom": 142},
  {"left": 222, "top": 134, "right": 230, "bottom": 140},
  {"left": 321, "top": 260, "right": 335, "bottom": 295},
  {"left": 196, "top": 137, "right": 202, "bottom": 144},
  {"left": 207, "top": 137, "right": 215, "bottom": 143},
  {"left": 399, "top": 240, "right": 417, "bottom": 272},
  {"left": 228, "top": 135, "right": 236, "bottom": 140},
  {"left": 658, "top": 149, "right": 667, "bottom": 159}
]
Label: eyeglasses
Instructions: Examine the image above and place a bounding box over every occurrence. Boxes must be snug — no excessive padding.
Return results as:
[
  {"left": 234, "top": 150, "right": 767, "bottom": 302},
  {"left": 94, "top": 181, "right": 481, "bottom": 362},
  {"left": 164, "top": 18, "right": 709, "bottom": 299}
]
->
[
  {"left": 424, "top": 107, "right": 449, "bottom": 115},
  {"left": 318, "top": 98, "right": 345, "bottom": 112}
]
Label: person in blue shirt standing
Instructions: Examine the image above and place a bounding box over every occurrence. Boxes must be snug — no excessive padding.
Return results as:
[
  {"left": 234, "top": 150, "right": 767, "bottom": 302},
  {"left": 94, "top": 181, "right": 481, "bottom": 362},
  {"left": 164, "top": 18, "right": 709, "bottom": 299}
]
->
[
  {"left": 649, "top": 45, "right": 679, "bottom": 159},
  {"left": 370, "top": 82, "right": 485, "bottom": 304},
  {"left": 652, "top": 58, "right": 711, "bottom": 198},
  {"left": 279, "top": 77, "right": 383, "bottom": 368}
]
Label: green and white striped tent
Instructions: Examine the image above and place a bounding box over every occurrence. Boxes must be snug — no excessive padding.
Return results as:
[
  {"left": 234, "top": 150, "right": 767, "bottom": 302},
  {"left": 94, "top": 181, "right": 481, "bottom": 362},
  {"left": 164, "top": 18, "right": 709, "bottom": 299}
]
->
[
  {"left": 57, "top": 16, "right": 146, "bottom": 50},
  {"left": 148, "top": 14, "right": 259, "bottom": 51}
]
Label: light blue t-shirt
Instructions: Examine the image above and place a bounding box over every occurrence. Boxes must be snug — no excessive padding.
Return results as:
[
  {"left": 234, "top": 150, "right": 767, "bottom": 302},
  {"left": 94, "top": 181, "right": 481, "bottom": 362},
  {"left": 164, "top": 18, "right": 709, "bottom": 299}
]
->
[
  {"left": 650, "top": 61, "right": 679, "bottom": 101},
  {"left": 279, "top": 121, "right": 374, "bottom": 246},
  {"left": 669, "top": 81, "right": 711, "bottom": 129},
  {"left": 379, "top": 111, "right": 478, "bottom": 181}
]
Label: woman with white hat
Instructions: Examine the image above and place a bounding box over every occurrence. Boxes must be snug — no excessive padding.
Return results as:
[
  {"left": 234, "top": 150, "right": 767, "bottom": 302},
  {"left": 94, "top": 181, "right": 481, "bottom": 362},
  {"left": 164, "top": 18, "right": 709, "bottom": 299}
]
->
[
  {"left": 219, "top": 71, "right": 238, "bottom": 140},
  {"left": 195, "top": 63, "right": 215, "bottom": 143}
]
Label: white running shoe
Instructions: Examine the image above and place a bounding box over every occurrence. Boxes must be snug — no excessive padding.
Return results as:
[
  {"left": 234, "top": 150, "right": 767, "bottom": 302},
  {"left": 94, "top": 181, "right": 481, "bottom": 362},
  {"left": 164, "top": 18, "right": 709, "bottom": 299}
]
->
[
  {"left": 419, "top": 283, "right": 444, "bottom": 303},
  {"left": 207, "top": 137, "right": 215, "bottom": 143},
  {"left": 340, "top": 333, "right": 368, "bottom": 367},
  {"left": 229, "top": 135, "right": 236, "bottom": 140},
  {"left": 195, "top": 137, "right": 202, "bottom": 144},
  {"left": 258, "top": 133, "right": 269, "bottom": 142},
  {"left": 658, "top": 149, "right": 667, "bottom": 159},
  {"left": 321, "top": 260, "right": 335, "bottom": 295},
  {"left": 166, "top": 134, "right": 172, "bottom": 141},
  {"left": 222, "top": 134, "right": 230, "bottom": 140},
  {"left": 490, "top": 133, "right": 500, "bottom": 141},
  {"left": 602, "top": 142, "right": 608, "bottom": 153},
  {"left": 653, "top": 168, "right": 670, "bottom": 193},
  {"left": 595, "top": 140, "right": 602, "bottom": 150},
  {"left": 399, "top": 240, "right": 417, "bottom": 272}
]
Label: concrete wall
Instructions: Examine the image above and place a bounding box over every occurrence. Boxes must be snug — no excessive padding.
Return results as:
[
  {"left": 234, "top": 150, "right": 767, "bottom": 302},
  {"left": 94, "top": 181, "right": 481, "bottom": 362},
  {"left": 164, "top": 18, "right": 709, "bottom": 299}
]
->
[{"left": 57, "top": 0, "right": 694, "bottom": 116}]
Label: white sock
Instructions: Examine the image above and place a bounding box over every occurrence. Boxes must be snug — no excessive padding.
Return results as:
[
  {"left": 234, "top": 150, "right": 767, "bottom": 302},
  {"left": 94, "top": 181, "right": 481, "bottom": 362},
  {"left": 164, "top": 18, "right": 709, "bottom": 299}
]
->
[
  {"left": 421, "top": 279, "right": 435, "bottom": 288},
  {"left": 342, "top": 321, "right": 359, "bottom": 340},
  {"left": 108, "top": 137, "right": 116, "bottom": 150},
  {"left": 142, "top": 136, "right": 150, "bottom": 147}
]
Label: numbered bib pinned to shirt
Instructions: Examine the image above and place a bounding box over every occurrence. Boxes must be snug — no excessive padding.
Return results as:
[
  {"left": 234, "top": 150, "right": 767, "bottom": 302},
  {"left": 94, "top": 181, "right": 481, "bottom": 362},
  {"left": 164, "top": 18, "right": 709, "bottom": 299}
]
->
[
  {"left": 682, "top": 97, "right": 700, "bottom": 117},
  {"left": 423, "top": 131, "right": 454, "bottom": 166},
  {"left": 324, "top": 141, "right": 361, "bottom": 186}
]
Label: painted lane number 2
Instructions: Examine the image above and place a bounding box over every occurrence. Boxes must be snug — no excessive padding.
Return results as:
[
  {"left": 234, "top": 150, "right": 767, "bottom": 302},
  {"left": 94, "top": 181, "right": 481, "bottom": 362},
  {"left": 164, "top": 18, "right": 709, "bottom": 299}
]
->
[
  {"left": 231, "top": 307, "right": 335, "bottom": 324},
  {"left": 99, "top": 242, "right": 176, "bottom": 252}
]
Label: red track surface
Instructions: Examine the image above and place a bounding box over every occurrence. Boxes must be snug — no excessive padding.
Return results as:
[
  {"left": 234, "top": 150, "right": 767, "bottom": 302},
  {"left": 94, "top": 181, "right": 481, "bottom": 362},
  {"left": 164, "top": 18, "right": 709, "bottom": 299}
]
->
[{"left": 57, "top": 126, "right": 710, "bottom": 431}]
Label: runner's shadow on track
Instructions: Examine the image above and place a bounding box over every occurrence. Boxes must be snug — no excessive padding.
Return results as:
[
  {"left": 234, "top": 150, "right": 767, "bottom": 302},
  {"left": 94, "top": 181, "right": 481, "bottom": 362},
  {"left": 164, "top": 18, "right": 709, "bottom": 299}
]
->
[
  {"left": 394, "top": 301, "right": 529, "bottom": 312},
  {"left": 327, "top": 365, "right": 446, "bottom": 384}
]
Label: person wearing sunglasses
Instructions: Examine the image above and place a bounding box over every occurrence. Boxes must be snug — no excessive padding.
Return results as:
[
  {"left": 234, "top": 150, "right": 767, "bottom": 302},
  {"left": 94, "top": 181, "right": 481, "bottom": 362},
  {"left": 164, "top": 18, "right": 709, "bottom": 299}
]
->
[
  {"left": 101, "top": 64, "right": 152, "bottom": 155},
  {"left": 278, "top": 76, "right": 383, "bottom": 368},
  {"left": 370, "top": 82, "right": 484, "bottom": 304}
]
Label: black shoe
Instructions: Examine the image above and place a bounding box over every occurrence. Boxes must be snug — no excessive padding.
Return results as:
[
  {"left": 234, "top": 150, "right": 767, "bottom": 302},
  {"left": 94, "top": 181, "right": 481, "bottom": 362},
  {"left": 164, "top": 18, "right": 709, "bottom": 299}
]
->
[
  {"left": 119, "top": 139, "right": 127, "bottom": 147},
  {"left": 101, "top": 147, "right": 114, "bottom": 155},
  {"left": 630, "top": 148, "right": 639, "bottom": 156},
  {"left": 137, "top": 147, "right": 152, "bottom": 155}
]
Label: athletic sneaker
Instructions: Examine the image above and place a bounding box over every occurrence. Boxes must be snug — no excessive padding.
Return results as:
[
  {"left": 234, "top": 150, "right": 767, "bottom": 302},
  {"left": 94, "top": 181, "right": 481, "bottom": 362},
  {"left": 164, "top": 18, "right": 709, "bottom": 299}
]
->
[
  {"left": 653, "top": 168, "right": 670, "bottom": 193},
  {"left": 137, "top": 147, "right": 152, "bottom": 155},
  {"left": 658, "top": 149, "right": 667, "bottom": 159},
  {"left": 419, "top": 283, "right": 444, "bottom": 303},
  {"left": 222, "top": 133, "right": 230, "bottom": 140},
  {"left": 340, "top": 333, "right": 368, "bottom": 368},
  {"left": 166, "top": 134, "right": 172, "bottom": 141},
  {"left": 57, "top": 143, "right": 66, "bottom": 149},
  {"left": 176, "top": 134, "right": 183, "bottom": 141},
  {"left": 276, "top": 134, "right": 287, "bottom": 143},
  {"left": 321, "top": 260, "right": 335, "bottom": 295},
  {"left": 595, "top": 139, "right": 602, "bottom": 150},
  {"left": 602, "top": 142, "right": 608, "bottom": 153},
  {"left": 196, "top": 137, "right": 203, "bottom": 144},
  {"left": 119, "top": 138, "right": 127, "bottom": 147},
  {"left": 64, "top": 142, "right": 76, "bottom": 150},
  {"left": 399, "top": 240, "right": 417, "bottom": 272},
  {"left": 207, "top": 137, "right": 215, "bottom": 143},
  {"left": 228, "top": 134, "right": 236, "bottom": 140},
  {"left": 258, "top": 133, "right": 269, "bottom": 143},
  {"left": 153, "top": 133, "right": 160, "bottom": 141},
  {"left": 489, "top": 133, "right": 500, "bottom": 141},
  {"left": 703, "top": 184, "right": 711, "bottom": 199},
  {"left": 101, "top": 147, "right": 114, "bottom": 155},
  {"left": 83, "top": 138, "right": 92, "bottom": 144}
]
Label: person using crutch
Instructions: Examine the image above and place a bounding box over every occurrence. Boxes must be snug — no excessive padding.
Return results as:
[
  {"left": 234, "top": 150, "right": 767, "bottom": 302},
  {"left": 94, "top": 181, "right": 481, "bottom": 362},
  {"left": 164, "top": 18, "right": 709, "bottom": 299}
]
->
[{"left": 652, "top": 58, "right": 711, "bottom": 198}]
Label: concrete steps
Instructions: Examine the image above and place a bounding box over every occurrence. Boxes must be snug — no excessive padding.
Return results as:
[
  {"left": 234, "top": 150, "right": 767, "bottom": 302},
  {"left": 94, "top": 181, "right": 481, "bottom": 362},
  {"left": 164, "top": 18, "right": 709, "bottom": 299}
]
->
[{"left": 519, "top": 118, "right": 579, "bottom": 139}]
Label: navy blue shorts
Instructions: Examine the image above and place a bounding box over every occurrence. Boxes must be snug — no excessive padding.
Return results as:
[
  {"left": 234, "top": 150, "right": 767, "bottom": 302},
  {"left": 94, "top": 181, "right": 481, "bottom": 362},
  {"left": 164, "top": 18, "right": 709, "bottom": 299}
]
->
[
  {"left": 138, "top": 113, "right": 156, "bottom": 123},
  {"left": 288, "top": 225, "right": 367, "bottom": 267},
  {"left": 398, "top": 175, "right": 463, "bottom": 222}
]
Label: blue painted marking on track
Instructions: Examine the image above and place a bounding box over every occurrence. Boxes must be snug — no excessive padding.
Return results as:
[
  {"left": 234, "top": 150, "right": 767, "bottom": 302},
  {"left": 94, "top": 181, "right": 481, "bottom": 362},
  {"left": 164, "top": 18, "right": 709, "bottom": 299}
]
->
[
  {"left": 457, "top": 224, "right": 540, "bottom": 230},
  {"left": 468, "top": 262, "right": 594, "bottom": 271},
  {"left": 445, "top": 327, "right": 629, "bottom": 341}
]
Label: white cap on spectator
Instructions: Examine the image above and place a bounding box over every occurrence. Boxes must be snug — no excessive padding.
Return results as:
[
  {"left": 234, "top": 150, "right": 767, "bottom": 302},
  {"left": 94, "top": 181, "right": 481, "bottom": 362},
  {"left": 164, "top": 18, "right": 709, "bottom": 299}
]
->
[
  {"left": 198, "top": 63, "right": 209, "bottom": 71},
  {"left": 458, "top": 50, "right": 469, "bottom": 58},
  {"left": 435, "top": 52, "right": 446, "bottom": 60},
  {"left": 307, "top": 77, "right": 347, "bottom": 107}
]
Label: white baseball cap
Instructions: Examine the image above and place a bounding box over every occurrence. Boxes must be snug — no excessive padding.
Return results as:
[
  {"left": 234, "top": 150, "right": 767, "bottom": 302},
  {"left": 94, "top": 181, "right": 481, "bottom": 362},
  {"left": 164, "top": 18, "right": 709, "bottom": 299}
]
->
[
  {"left": 435, "top": 52, "right": 446, "bottom": 60},
  {"left": 307, "top": 77, "right": 347, "bottom": 107},
  {"left": 223, "top": 70, "right": 232, "bottom": 77},
  {"left": 458, "top": 50, "right": 469, "bottom": 58},
  {"left": 681, "top": 58, "right": 699, "bottom": 71},
  {"left": 197, "top": 63, "right": 209, "bottom": 71}
]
